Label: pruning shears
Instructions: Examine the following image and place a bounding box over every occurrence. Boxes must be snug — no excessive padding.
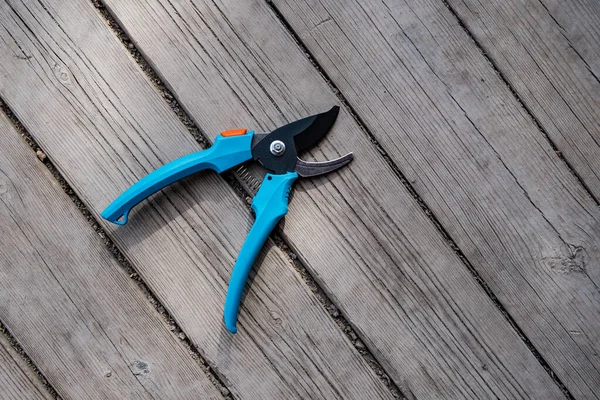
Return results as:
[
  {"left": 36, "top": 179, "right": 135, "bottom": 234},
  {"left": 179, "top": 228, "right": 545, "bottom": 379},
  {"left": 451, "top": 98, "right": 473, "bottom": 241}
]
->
[{"left": 101, "top": 106, "right": 352, "bottom": 333}]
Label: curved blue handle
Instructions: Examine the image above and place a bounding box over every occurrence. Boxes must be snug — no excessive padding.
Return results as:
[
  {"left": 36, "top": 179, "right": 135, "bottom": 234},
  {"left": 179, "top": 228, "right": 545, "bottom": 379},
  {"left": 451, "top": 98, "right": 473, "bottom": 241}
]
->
[
  {"left": 224, "top": 171, "right": 298, "bottom": 333},
  {"left": 102, "top": 133, "right": 254, "bottom": 225}
]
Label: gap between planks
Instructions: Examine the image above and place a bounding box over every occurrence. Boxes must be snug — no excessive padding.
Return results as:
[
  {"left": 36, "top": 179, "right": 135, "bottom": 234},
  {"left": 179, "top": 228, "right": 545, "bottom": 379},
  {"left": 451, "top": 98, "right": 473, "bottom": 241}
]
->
[
  {"left": 263, "top": 0, "right": 575, "bottom": 397},
  {"left": 441, "top": 0, "right": 600, "bottom": 208},
  {"left": 0, "top": 322, "right": 60, "bottom": 400},
  {"left": 0, "top": 100, "right": 234, "bottom": 400}
]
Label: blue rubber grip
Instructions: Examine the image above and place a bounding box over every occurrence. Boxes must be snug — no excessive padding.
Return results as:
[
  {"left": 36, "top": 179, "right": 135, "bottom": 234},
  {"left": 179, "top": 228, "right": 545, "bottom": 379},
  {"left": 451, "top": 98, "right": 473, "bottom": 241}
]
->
[
  {"left": 224, "top": 171, "right": 298, "bottom": 333},
  {"left": 101, "top": 133, "right": 254, "bottom": 225}
]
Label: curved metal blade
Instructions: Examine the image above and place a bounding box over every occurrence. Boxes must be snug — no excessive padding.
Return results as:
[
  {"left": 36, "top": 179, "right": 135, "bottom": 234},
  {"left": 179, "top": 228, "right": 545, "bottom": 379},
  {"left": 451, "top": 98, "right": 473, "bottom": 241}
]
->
[
  {"left": 294, "top": 153, "right": 354, "bottom": 177},
  {"left": 257, "top": 106, "right": 339, "bottom": 152},
  {"left": 292, "top": 106, "right": 340, "bottom": 152}
]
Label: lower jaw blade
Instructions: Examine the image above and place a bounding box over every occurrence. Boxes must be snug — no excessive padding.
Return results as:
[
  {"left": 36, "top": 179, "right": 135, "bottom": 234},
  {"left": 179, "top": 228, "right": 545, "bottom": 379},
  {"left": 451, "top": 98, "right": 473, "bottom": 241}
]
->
[{"left": 294, "top": 153, "right": 354, "bottom": 177}]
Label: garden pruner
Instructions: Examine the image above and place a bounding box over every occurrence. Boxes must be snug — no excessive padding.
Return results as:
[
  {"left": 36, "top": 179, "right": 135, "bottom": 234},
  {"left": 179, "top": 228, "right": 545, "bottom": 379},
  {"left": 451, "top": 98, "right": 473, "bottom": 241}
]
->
[{"left": 101, "top": 106, "right": 353, "bottom": 333}]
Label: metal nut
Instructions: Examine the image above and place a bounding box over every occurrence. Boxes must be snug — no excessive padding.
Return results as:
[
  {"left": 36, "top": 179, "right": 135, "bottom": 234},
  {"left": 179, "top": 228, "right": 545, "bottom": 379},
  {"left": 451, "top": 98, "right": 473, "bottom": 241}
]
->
[{"left": 270, "top": 140, "right": 286, "bottom": 156}]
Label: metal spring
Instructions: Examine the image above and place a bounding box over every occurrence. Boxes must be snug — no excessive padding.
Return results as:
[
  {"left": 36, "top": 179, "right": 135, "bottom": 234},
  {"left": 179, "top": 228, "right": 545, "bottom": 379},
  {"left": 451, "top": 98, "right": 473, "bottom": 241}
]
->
[{"left": 235, "top": 165, "right": 261, "bottom": 193}]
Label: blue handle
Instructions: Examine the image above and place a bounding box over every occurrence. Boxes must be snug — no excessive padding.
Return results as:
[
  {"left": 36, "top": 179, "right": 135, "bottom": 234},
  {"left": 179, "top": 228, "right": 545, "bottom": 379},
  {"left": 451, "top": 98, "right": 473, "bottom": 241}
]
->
[
  {"left": 102, "top": 133, "right": 254, "bottom": 225},
  {"left": 224, "top": 172, "right": 298, "bottom": 333}
]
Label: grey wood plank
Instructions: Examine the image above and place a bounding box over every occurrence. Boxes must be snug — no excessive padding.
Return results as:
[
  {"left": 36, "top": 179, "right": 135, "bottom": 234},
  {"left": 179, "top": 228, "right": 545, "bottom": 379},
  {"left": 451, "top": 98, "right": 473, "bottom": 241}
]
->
[
  {"left": 545, "top": 0, "right": 600, "bottom": 78},
  {"left": 447, "top": 0, "right": 600, "bottom": 198},
  {"left": 0, "top": 333, "right": 51, "bottom": 400},
  {"left": 269, "top": 0, "right": 600, "bottom": 397},
  {"left": 0, "top": 113, "right": 222, "bottom": 399},
  {"left": 0, "top": 1, "right": 392, "bottom": 399},
  {"left": 97, "top": 0, "right": 569, "bottom": 398}
]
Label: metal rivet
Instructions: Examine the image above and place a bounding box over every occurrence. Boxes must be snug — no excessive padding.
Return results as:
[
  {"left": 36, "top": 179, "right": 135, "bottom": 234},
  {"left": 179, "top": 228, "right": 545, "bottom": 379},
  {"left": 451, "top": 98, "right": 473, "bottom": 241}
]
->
[{"left": 270, "top": 140, "right": 286, "bottom": 156}]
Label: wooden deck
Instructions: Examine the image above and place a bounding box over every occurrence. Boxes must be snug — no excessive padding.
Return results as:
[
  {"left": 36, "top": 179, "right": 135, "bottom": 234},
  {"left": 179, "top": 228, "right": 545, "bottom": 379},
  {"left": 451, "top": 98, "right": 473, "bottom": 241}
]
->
[{"left": 0, "top": 0, "right": 598, "bottom": 398}]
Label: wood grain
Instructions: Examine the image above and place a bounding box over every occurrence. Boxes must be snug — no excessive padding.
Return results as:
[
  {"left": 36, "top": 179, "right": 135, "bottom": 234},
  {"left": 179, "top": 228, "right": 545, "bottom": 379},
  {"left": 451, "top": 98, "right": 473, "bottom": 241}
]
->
[
  {"left": 0, "top": 1, "right": 392, "bottom": 399},
  {"left": 97, "top": 0, "right": 570, "bottom": 398},
  {"left": 447, "top": 0, "right": 600, "bottom": 198},
  {"left": 0, "top": 113, "right": 222, "bottom": 399},
  {"left": 0, "top": 333, "right": 51, "bottom": 400},
  {"left": 270, "top": 0, "right": 600, "bottom": 397}
]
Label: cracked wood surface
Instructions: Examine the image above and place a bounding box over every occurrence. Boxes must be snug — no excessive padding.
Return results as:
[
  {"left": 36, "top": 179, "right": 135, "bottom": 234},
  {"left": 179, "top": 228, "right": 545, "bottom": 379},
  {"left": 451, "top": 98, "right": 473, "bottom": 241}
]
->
[
  {"left": 0, "top": 333, "right": 51, "bottom": 400},
  {"left": 100, "top": 0, "right": 567, "bottom": 397},
  {"left": 0, "top": 113, "right": 223, "bottom": 399},
  {"left": 0, "top": 1, "right": 392, "bottom": 399},
  {"left": 271, "top": 0, "right": 600, "bottom": 397},
  {"left": 447, "top": 0, "right": 600, "bottom": 199}
]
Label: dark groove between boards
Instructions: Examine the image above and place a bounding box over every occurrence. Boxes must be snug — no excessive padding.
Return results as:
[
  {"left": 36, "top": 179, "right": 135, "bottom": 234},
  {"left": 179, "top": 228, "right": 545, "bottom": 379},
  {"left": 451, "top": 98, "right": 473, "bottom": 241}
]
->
[
  {"left": 90, "top": 0, "right": 404, "bottom": 398},
  {"left": 442, "top": 0, "right": 599, "bottom": 208},
  {"left": 0, "top": 100, "right": 234, "bottom": 400},
  {"left": 264, "top": 0, "right": 575, "bottom": 398},
  {"left": 0, "top": 321, "right": 61, "bottom": 399}
]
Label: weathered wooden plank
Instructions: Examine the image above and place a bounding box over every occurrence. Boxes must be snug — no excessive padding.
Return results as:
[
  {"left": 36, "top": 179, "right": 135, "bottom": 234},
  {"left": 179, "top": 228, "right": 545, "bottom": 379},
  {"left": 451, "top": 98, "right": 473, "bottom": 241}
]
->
[
  {"left": 0, "top": 1, "right": 392, "bottom": 399},
  {"left": 98, "top": 0, "right": 569, "bottom": 398},
  {"left": 447, "top": 0, "right": 600, "bottom": 197},
  {"left": 0, "top": 332, "right": 51, "bottom": 400},
  {"left": 540, "top": 0, "right": 600, "bottom": 77},
  {"left": 269, "top": 0, "right": 600, "bottom": 397},
  {"left": 0, "top": 113, "right": 222, "bottom": 399}
]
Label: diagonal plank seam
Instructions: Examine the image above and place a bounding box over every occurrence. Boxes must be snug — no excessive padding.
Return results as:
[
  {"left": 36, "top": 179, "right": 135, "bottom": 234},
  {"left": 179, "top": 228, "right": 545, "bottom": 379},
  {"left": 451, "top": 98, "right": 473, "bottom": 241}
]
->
[
  {"left": 264, "top": 0, "right": 575, "bottom": 398},
  {"left": 89, "top": 0, "right": 405, "bottom": 397},
  {"left": 442, "top": 0, "right": 600, "bottom": 208},
  {"left": 535, "top": 1, "right": 600, "bottom": 84},
  {"left": 450, "top": 92, "right": 600, "bottom": 295},
  {"left": 0, "top": 322, "right": 60, "bottom": 399},
  {"left": 0, "top": 100, "right": 235, "bottom": 400}
]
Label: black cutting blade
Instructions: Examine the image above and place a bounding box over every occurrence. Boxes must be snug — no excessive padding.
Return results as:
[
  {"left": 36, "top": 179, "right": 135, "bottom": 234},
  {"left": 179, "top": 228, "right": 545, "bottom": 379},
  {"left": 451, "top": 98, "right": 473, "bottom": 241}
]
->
[
  {"left": 252, "top": 106, "right": 340, "bottom": 174},
  {"left": 290, "top": 106, "right": 339, "bottom": 152}
]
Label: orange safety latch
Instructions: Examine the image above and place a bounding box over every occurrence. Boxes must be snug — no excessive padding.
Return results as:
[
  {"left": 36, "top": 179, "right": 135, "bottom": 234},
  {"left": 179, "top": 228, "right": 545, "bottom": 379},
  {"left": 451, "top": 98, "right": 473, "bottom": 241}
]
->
[{"left": 220, "top": 128, "right": 247, "bottom": 137}]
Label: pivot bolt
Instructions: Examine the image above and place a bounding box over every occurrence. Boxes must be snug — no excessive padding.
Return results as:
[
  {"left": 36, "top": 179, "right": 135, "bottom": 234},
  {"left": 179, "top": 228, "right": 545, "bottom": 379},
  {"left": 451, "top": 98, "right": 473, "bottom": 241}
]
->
[{"left": 270, "top": 140, "right": 286, "bottom": 156}]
